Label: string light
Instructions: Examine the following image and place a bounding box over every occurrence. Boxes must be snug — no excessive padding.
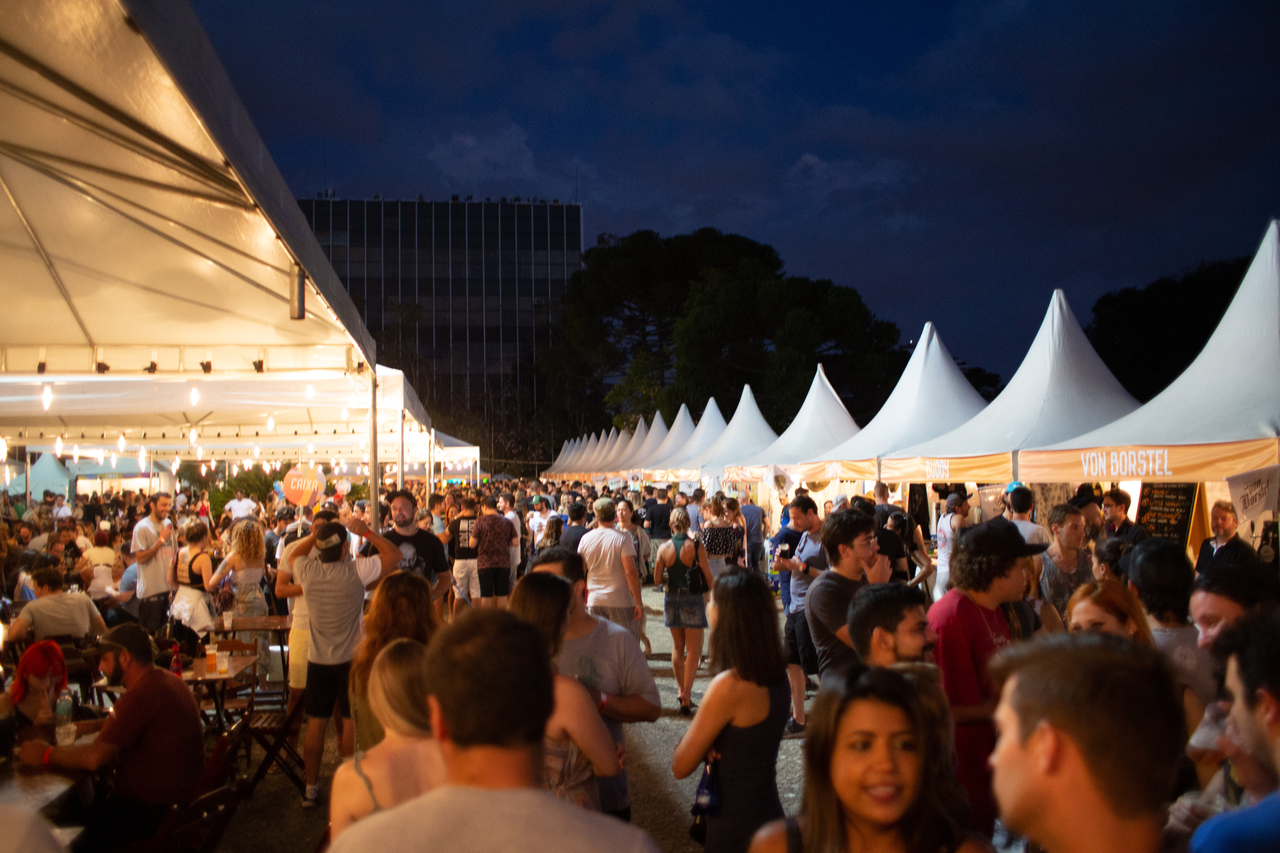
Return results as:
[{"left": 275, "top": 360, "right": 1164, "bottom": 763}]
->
[
  {"left": 42, "top": 385, "right": 52, "bottom": 411},
  {"left": 110, "top": 452, "right": 117, "bottom": 469},
  {"left": 72, "top": 444, "right": 79, "bottom": 463},
  {"left": 171, "top": 455, "right": 180, "bottom": 475},
  {"left": 267, "top": 416, "right": 275, "bottom": 432},
  {"left": 200, "top": 463, "right": 207, "bottom": 477},
  {"left": 341, "top": 407, "right": 348, "bottom": 421},
  {"left": 117, "top": 434, "right": 126, "bottom": 452},
  {"left": 54, "top": 436, "right": 63, "bottom": 457},
  {"left": 138, "top": 446, "right": 146, "bottom": 472},
  {"left": 253, "top": 446, "right": 261, "bottom": 458},
  {"left": 189, "top": 427, "right": 199, "bottom": 446},
  {"left": 189, "top": 387, "right": 199, "bottom": 406},
  {"left": 305, "top": 384, "right": 314, "bottom": 400},
  {"left": 196, "top": 446, "right": 203, "bottom": 461}
]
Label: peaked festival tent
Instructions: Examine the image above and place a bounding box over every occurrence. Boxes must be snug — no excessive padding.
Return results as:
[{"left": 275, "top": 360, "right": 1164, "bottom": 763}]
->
[
  {"left": 605, "top": 418, "right": 648, "bottom": 475},
  {"left": 882, "top": 290, "right": 1139, "bottom": 482},
  {"left": 617, "top": 411, "right": 668, "bottom": 476},
  {"left": 723, "top": 365, "right": 859, "bottom": 482},
  {"left": 595, "top": 428, "right": 633, "bottom": 473},
  {"left": 647, "top": 397, "right": 728, "bottom": 481},
  {"left": 583, "top": 428, "right": 620, "bottom": 475},
  {"left": 798, "top": 323, "right": 988, "bottom": 481},
  {"left": 1020, "top": 221, "right": 1280, "bottom": 482},
  {"left": 567, "top": 433, "right": 600, "bottom": 478},
  {"left": 635, "top": 404, "right": 695, "bottom": 475},
  {"left": 677, "top": 386, "right": 778, "bottom": 490}
]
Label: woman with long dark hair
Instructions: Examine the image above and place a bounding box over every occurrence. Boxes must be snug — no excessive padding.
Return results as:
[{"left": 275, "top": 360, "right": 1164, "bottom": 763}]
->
[
  {"left": 674, "top": 569, "right": 789, "bottom": 853},
  {"left": 510, "top": 572, "right": 621, "bottom": 809},
  {"left": 750, "top": 667, "right": 981, "bottom": 853}
]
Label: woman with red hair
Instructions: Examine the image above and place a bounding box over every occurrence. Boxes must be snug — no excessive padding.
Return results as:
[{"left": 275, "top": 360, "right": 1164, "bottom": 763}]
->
[{"left": 0, "top": 640, "right": 68, "bottom": 726}]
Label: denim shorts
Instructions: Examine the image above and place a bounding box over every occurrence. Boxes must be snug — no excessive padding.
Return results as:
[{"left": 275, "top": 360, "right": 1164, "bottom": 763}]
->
[{"left": 664, "top": 589, "right": 708, "bottom": 629}]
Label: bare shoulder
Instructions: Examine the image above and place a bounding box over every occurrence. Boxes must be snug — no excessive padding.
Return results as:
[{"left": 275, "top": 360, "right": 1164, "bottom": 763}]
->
[{"left": 748, "top": 819, "right": 791, "bottom": 853}]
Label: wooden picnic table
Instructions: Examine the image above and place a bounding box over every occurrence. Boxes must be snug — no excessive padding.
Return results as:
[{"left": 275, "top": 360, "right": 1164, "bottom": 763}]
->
[
  {"left": 184, "top": 657, "right": 256, "bottom": 732},
  {"left": 0, "top": 731, "right": 95, "bottom": 813}
]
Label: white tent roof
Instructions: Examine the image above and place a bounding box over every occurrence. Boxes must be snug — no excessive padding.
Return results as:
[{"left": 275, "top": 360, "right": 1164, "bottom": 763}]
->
[
  {"left": 0, "top": 0, "right": 376, "bottom": 376},
  {"left": 561, "top": 435, "right": 592, "bottom": 475},
  {"left": 647, "top": 397, "right": 728, "bottom": 479},
  {"left": 678, "top": 385, "right": 778, "bottom": 481},
  {"left": 800, "top": 323, "right": 988, "bottom": 481},
  {"left": 567, "top": 433, "right": 600, "bottom": 477},
  {"left": 635, "top": 405, "right": 695, "bottom": 473},
  {"left": 550, "top": 436, "right": 584, "bottom": 474},
  {"left": 545, "top": 440, "right": 572, "bottom": 474},
  {"left": 585, "top": 428, "right": 619, "bottom": 474},
  {"left": 610, "top": 418, "right": 651, "bottom": 473},
  {"left": 600, "top": 422, "right": 646, "bottom": 475},
  {"left": 1020, "top": 221, "right": 1280, "bottom": 482},
  {"left": 724, "top": 365, "right": 859, "bottom": 480},
  {"left": 883, "top": 290, "right": 1138, "bottom": 482},
  {"left": 596, "top": 428, "right": 633, "bottom": 472},
  {"left": 435, "top": 430, "right": 480, "bottom": 464},
  {"left": 618, "top": 412, "right": 668, "bottom": 474}
]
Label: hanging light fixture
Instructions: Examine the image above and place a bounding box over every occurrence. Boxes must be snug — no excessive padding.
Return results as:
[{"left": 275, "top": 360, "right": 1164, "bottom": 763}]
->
[
  {"left": 189, "top": 387, "right": 199, "bottom": 406},
  {"left": 117, "top": 433, "right": 126, "bottom": 452},
  {"left": 54, "top": 436, "right": 63, "bottom": 457},
  {"left": 110, "top": 452, "right": 117, "bottom": 469},
  {"left": 267, "top": 416, "right": 275, "bottom": 432},
  {"left": 72, "top": 444, "right": 80, "bottom": 463},
  {"left": 200, "top": 463, "right": 207, "bottom": 477},
  {"left": 41, "top": 385, "right": 52, "bottom": 411}
]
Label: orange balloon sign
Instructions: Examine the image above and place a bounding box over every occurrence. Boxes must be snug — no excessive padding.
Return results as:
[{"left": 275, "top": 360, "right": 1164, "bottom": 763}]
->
[{"left": 282, "top": 465, "right": 326, "bottom": 507}]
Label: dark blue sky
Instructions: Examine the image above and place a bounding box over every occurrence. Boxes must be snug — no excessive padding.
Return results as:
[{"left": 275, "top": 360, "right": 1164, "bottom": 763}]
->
[{"left": 191, "top": 0, "right": 1279, "bottom": 380}]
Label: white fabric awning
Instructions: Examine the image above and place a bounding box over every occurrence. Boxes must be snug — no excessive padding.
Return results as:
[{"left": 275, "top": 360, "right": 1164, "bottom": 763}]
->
[
  {"left": 674, "top": 385, "right": 777, "bottom": 484},
  {"left": 0, "top": 0, "right": 375, "bottom": 376},
  {"left": 647, "top": 397, "right": 727, "bottom": 481}
]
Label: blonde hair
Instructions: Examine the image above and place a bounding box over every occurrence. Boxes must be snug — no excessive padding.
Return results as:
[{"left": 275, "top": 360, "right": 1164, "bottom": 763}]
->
[
  {"left": 229, "top": 519, "right": 266, "bottom": 564},
  {"left": 367, "top": 638, "right": 433, "bottom": 738},
  {"left": 670, "top": 506, "right": 691, "bottom": 534}
]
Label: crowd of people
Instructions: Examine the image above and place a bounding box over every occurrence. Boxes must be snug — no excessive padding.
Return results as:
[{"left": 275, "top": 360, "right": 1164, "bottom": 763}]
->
[{"left": 2, "top": 474, "right": 1278, "bottom": 853}]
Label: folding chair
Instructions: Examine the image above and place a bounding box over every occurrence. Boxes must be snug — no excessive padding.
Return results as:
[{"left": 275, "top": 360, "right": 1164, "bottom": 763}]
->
[{"left": 246, "top": 691, "right": 307, "bottom": 794}]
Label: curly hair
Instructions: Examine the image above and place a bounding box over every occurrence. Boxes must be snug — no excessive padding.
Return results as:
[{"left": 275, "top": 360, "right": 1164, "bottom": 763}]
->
[
  {"left": 351, "top": 572, "right": 440, "bottom": 698},
  {"left": 227, "top": 518, "right": 265, "bottom": 564},
  {"left": 949, "top": 542, "right": 1017, "bottom": 593}
]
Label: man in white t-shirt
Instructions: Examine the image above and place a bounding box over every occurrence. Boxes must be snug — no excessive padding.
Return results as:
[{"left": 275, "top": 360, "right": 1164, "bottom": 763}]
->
[
  {"left": 129, "top": 493, "right": 176, "bottom": 633},
  {"left": 224, "top": 490, "right": 258, "bottom": 520},
  {"left": 498, "top": 493, "right": 523, "bottom": 591},
  {"left": 578, "top": 498, "right": 642, "bottom": 642},
  {"left": 51, "top": 494, "right": 72, "bottom": 520},
  {"left": 1008, "top": 486, "right": 1049, "bottom": 547}
]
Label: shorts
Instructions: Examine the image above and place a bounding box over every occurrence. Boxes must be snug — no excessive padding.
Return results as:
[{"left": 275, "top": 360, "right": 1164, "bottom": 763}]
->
[
  {"left": 589, "top": 604, "right": 643, "bottom": 644},
  {"left": 663, "top": 590, "right": 708, "bottom": 630},
  {"left": 477, "top": 566, "right": 511, "bottom": 598},
  {"left": 453, "top": 559, "right": 479, "bottom": 601},
  {"left": 784, "top": 608, "right": 819, "bottom": 675},
  {"left": 304, "top": 661, "right": 352, "bottom": 719},
  {"left": 288, "top": 625, "right": 310, "bottom": 690},
  {"left": 649, "top": 538, "right": 668, "bottom": 569}
]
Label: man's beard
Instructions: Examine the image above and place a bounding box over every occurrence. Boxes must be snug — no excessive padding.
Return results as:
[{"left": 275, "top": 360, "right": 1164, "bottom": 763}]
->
[{"left": 106, "top": 660, "right": 125, "bottom": 687}]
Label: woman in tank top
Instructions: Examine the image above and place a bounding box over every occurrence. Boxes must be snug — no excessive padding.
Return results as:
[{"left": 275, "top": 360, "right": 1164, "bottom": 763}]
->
[
  {"left": 169, "top": 520, "right": 216, "bottom": 636},
  {"left": 208, "top": 518, "right": 271, "bottom": 679},
  {"left": 749, "top": 667, "right": 981, "bottom": 853},
  {"left": 329, "top": 639, "right": 446, "bottom": 840},
  {"left": 655, "top": 507, "right": 714, "bottom": 714},
  {"left": 933, "top": 494, "right": 970, "bottom": 599},
  {"left": 674, "top": 570, "right": 790, "bottom": 853},
  {"left": 509, "top": 572, "right": 622, "bottom": 809}
]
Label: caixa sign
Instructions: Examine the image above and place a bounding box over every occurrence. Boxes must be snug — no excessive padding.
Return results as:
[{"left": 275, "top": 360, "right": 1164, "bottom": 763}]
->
[{"left": 1079, "top": 449, "right": 1174, "bottom": 478}]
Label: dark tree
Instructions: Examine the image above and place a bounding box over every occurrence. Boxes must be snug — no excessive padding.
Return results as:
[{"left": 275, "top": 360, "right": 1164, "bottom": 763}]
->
[{"left": 1086, "top": 257, "right": 1250, "bottom": 402}]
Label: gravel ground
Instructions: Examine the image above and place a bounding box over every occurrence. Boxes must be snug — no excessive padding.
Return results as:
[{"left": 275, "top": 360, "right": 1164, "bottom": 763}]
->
[{"left": 217, "top": 583, "right": 807, "bottom": 852}]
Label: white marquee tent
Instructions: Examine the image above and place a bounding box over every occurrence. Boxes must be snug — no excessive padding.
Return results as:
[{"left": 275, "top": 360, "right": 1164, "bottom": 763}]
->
[
  {"left": 799, "top": 323, "right": 988, "bottom": 482},
  {"left": 723, "top": 365, "right": 859, "bottom": 482},
  {"left": 1020, "top": 221, "right": 1280, "bottom": 482},
  {"left": 673, "top": 385, "right": 777, "bottom": 491},
  {"left": 631, "top": 404, "right": 694, "bottom": 476},
  {"left": 882, "top": 290, "right": 1139, "bottom": 482},
  {"left": 647, "top": 397, "right": 728, "bottom": 481}
]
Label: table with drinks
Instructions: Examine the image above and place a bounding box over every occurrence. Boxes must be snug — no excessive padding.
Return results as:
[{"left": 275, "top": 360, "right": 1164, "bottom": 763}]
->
[{"left": 209, "top": 610, "right": 293, "bottom": 702}]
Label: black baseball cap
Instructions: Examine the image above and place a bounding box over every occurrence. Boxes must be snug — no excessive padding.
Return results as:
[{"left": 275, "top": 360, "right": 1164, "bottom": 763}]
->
[
  {"left": 93, "top": 623, "right": 157, "bottom": 665},
  {"left": 961, "top": 516, "right": 1049, "bottom": 560}
]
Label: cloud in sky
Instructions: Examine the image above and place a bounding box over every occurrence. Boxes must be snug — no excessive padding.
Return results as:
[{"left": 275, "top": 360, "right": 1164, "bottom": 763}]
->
[{"left": 192, "top": 0, "right": 1280, "bottom": 377}]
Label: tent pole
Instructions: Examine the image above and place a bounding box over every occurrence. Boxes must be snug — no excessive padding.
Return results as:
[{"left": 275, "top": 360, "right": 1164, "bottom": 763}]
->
[
  {"left": 397, "top": 410, "right": 405, "bottom": 491},
  {"left": 369, "top": 359, "right": 379, "bottom": 531},
  {"left": 24, "top": 449, "right": 31, "bottom": 514}
]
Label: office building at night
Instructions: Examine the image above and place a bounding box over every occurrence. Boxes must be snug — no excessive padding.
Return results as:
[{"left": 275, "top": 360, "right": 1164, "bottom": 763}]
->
[{"left": 297, "top": 195, "right": 584, "bottom": 414}]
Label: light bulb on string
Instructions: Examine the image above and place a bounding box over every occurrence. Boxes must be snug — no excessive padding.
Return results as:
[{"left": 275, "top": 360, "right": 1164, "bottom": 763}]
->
[
  {"left": 0, "top": 437, "right": 7, "bottom": 459},
  {"left": 54, "top": 436, "right": 63, "bottom": 457},
  {"left": 189, "top": 387, "right": 199, "bottom": 406},
  {"left": 305, "top": 384, "right": 314, "bottom": 400},
  {"left": 189, "top": 427, "right": 199, "bottom": 446},
  {"left": 200, "top": 463, "right": 207, "bottom": 477},
  {"left": 117, "top": 434, "right": 126, "bottom": 452},
  {"left": 341, "top": 407, "right": 348, "bottom": 421},
  {"left": 171, "top": 456, "right": 180, "bottom": 475},
  {"left": 253, "top": 446, "right": 261, "bottom": 458},
  {"left": 72, "top": 444, "right": 79, "bottom": 463},
  {"left": 267, "top": 416, "right": 275, "bottom": 432},
  {"left": 41, "top": 385, "right": 52, "bottom": 411},
  {"left": 110, "top": 452, "right": 117, "bottom": 469},
  {"left": 138, "top": 446, "right": 146, "bottom": 472},
  {"left": 196, "top": 446, "right": 203, "bottom": 461}
]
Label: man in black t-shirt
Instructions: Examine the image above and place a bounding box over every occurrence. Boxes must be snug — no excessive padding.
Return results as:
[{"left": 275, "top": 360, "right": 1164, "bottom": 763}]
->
[{"left": 379, "top": 490, "right": 450, "bottom": 603}]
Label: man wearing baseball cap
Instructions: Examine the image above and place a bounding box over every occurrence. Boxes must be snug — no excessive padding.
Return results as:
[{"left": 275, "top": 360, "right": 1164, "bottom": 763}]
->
[
  {"left": 19, "top": 623, "right": 203, "bottom": 845},
  {"left": 927, "top": 516, "right": 1048, "bottom": 836}
]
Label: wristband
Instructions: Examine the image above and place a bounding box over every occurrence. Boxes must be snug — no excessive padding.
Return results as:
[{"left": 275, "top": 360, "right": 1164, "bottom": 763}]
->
[
  {"left": 43, "top": 747, "right": 54, "bottom": 766},
  {"left": 597, "top": 692, "right": 608, "bottom": 712}
]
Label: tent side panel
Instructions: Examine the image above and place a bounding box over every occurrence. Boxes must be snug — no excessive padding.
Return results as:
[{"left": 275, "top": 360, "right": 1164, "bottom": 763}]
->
[{"left": 1018, "top": 439, "right": 1279, "bottom": 483}]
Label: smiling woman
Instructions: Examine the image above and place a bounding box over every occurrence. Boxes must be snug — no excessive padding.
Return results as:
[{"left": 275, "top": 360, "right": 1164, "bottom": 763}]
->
[{"left": 749, "top": 666, "right": 980, "bottom": 853}]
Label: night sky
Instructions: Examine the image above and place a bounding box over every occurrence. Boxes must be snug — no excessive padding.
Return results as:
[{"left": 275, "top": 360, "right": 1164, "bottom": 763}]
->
[{"left": 190, "top": 0, "right": 1279, "bottom": 380}]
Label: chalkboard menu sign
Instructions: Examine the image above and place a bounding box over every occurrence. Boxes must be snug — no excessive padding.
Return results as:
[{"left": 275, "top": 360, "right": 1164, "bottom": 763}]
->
[{"left": 1135, "top": 483, "right": 1199, "bottom": 545}]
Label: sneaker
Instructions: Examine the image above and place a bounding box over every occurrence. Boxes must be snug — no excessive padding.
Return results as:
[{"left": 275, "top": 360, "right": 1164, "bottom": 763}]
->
[
  {"left": 301, "top": 790, "right": 321, "bottom": 809},
  {"left": 783, "top": 718, "right": 806, "bottom": 739}
]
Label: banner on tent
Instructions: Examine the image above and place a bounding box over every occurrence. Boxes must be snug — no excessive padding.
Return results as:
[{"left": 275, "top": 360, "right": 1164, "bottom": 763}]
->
[
  {"left": 608, "top": 477, "right": 624, "bottom": 490},
  {"left": 1226, "top": 465, "right": 1280, "bottom": 522},
  {"left": 678, "top": 481, "right": 698, "bottom": 494},
  {"left": 1018, "top": 439, "right": 1279, "bottom": 484},
  {"left": 880, "top": 453, "right": 1013, "bottom": 483}
]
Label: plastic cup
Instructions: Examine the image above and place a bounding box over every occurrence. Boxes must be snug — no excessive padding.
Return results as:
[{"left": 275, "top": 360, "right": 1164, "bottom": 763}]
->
[
  {"left": 206, "top": 645, "right": 217, "bottom": 669},
  {"left": 216, "top": 651, "right": 230, "bottom": 674},
  {"left": 56, "top": 723, "right": 77, "bottom": 747},
  {"left": 222, "top": 612, "right": 234, "bottom": 631}
]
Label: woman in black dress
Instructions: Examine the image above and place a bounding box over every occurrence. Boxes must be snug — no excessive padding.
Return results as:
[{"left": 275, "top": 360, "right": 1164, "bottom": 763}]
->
[{"left": 673, "top": 570, "right": 789, "bottom": 853}]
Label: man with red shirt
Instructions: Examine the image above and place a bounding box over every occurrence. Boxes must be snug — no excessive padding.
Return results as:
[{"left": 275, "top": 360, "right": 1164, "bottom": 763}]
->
[
  {"left": 19, "top": 623, "right": 204, "bottom": 846},
  {"left": 470, "top": 496, "right": 517, "bottom": 609},
  {"left": 928, "top": 516, "right": 1046, "bottom": 837}
]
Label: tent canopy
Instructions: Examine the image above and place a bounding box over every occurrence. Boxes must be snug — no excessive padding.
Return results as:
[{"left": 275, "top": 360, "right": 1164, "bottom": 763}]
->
[
  {"left": 882, "top": 290, "right": 1138, "bottom": 482},
  {"left": 614, "top": 411, "right": 668, "bottom": 476},
  {"left": 597, "top": 428, "right": 633, "bottom": 472},
  {"left": 724, "top": 365, "right": 859, "bottom": 481},
  {"left": 0, "top": 0, "right": 377, "bottom": 378},
  {"left": 1020, "top": 221, "right": 1280, "bottom": 482},
  {"left": 648, "top": 397, "right": 727, "bottom": 481},
  {"left": 799, "top": 323, "right": 988, "bottom": 481},
  {"left": 634, "top": 404, "right": 695, "bottom": 475},
  {"left": 678, "top": 385, "right": 777, "bottom": 485}
]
